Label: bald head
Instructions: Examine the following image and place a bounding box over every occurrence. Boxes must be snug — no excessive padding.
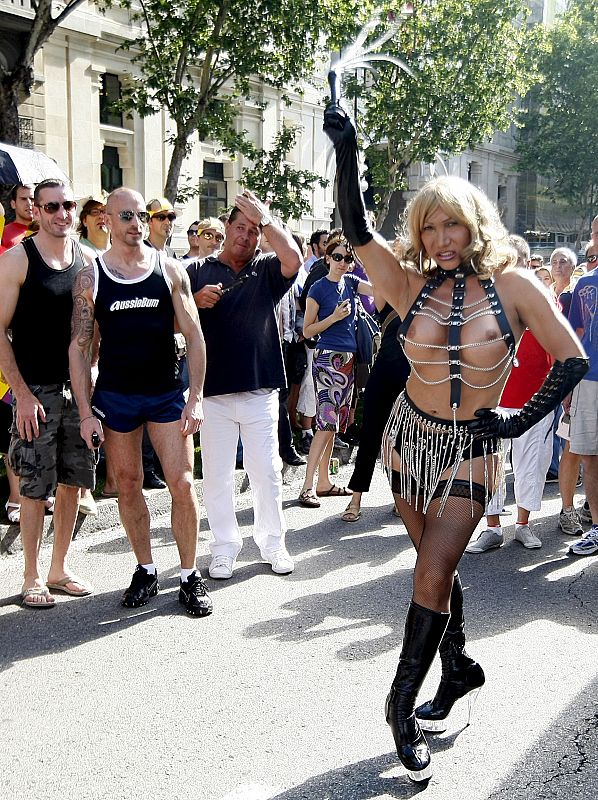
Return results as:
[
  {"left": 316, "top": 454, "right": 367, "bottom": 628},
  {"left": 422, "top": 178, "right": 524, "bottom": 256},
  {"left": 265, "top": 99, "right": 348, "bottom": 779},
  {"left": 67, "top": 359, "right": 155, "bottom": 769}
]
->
[
  {"left": 106, "top": 187, "right": 145, "bottom": 214},
  {"left": 591, "top": 214, "right": 598, "bottom": 245}
]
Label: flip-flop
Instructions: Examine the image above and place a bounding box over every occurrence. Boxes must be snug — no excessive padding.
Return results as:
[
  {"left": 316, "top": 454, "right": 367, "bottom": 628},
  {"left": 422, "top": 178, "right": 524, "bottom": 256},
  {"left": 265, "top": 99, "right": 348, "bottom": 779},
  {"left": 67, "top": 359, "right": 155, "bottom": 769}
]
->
[
  {"left": 342, "top": 503, "right": 361, "bottom": 522},
  {"left": 21, "top": 585, "right": 56, "bottom": 609},
  {"left": 46, "top": 576, "right": 94, "bottom": 597},
  {"left": 99, "top": 490, "right": 119, "bottom": 499},
  {"left": 316, "top": 484, "right": 352, "bottom": 498},
  {"left": 298, "top": 490, "right": 321, "bottom": 508},
  {"left": 5, "top": 501, "right": 21, "bottom": 524}
]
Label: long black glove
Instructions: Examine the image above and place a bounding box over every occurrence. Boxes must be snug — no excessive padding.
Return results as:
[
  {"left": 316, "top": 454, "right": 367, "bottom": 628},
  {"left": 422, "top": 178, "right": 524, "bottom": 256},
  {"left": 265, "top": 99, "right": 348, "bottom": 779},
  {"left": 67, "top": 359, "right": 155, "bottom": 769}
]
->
[
  {"left": 469, "top": 356, "right": 589, "bottom": 440},
  {"left": 323, "top": 102, "right": 373, "bottom": 247}
]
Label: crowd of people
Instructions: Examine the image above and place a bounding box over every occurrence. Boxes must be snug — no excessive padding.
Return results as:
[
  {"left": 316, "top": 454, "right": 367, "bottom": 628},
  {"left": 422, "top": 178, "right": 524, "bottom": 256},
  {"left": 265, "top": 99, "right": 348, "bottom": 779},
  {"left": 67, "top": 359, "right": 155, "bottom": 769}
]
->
[{"left": 0, "top": 143, "right": 596, "bottom": 780}]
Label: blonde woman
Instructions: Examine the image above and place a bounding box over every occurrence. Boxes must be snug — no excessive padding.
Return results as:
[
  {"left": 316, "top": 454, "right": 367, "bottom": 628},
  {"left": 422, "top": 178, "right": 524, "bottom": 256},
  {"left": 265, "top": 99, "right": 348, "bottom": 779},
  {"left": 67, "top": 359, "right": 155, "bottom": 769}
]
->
[{"left": 324, "top": 103, "right": 588, "bottom": 782}]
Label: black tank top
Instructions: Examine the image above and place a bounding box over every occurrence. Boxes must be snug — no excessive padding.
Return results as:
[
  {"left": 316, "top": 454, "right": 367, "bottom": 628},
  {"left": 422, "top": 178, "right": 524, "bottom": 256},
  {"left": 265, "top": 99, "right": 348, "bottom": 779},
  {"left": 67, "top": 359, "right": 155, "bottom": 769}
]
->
[
  {"left": 11, "top": 237, "right": 85, "bottom": 384},
  {"left": 94, "top": 251, "right": 181, "bottom": 395}
]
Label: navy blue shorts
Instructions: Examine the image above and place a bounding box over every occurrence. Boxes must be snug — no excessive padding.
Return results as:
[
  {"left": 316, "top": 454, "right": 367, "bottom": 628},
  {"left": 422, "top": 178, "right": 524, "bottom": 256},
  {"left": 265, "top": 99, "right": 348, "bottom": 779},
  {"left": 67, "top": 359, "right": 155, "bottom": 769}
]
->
[{"left": 91, "top": 387, "right": 185, "bottom": 433}]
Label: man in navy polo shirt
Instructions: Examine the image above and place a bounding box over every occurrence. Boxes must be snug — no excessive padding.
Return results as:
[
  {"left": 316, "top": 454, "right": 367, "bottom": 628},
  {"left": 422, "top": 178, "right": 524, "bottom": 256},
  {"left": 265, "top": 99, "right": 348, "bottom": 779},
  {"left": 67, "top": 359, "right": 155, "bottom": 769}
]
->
[{"left": 187, "top": 190, "right": 302, "bottom": 579}]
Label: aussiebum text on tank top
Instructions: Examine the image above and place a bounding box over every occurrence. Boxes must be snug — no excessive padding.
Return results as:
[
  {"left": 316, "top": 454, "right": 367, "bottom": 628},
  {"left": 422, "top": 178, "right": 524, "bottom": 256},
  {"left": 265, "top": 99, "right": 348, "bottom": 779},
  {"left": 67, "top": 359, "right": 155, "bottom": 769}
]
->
[
  {"left": 93, "top": 251, "right": 181, "bottom": 395},
  {"left": 11, "top": 237, "right": 85, "bottom": 385}
]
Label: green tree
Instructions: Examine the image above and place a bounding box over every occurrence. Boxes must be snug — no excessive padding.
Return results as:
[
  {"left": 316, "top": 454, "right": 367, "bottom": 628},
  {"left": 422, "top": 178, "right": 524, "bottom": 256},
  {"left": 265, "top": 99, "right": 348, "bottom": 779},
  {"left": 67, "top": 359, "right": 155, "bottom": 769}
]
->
[
  {"left": 108, "top": 0, "right": 368, "bottom": 203},
  {"left": 345, "top": 0, "right": 539, "bottom": 229},
  {"left": 516, "top": 0, "right": 598, "bottom": 245},
  {"left": 0, "top": 0, "right": 84, "bottom": 144},
  {"left": 241, "top": 125, "right": 328, "bottom": 222}
]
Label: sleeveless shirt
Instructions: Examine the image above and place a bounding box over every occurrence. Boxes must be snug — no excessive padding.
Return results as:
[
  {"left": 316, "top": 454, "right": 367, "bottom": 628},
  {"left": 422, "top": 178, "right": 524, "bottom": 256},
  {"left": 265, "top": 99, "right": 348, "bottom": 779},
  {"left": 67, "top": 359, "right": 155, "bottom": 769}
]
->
[
  {"left": 93, "top": 250, "right": 181, "bottom": 395},
  {"left": 11, "top": 237, "right": 85, "bottom": 385}
]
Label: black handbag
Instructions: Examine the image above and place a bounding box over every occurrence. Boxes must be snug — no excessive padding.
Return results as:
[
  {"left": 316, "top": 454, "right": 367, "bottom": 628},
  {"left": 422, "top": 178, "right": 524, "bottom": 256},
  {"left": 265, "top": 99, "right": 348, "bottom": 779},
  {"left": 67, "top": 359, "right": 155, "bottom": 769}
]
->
[{"left": 354, "top": 295, "right": 380, "bottom": 366}]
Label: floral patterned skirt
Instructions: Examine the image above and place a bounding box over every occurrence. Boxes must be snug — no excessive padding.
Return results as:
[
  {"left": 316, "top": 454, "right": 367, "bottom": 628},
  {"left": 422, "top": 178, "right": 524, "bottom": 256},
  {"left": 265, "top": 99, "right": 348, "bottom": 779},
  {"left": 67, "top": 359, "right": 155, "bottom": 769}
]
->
[{"left": 312, "top": 349, "right": 355, "bottom": 433}]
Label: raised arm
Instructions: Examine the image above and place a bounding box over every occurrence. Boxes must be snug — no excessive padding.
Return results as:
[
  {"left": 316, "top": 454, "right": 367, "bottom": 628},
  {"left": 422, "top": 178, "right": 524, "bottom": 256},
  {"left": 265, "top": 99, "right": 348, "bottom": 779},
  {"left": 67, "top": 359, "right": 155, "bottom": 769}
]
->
[
  {"left": 0, "top": 247, "right": 47, "bottom": 440},
  {"left": 68, "top": 262, "right": 102, "bottom": 449},
  {"left": 234, "top": 191, "right": 303, "bottom": 279},
  {"left": 323, "top": 103, "right": 411, "bottom": 310},
  {"left": 166, "top": 259, "right": 206, "bottom": 436}
]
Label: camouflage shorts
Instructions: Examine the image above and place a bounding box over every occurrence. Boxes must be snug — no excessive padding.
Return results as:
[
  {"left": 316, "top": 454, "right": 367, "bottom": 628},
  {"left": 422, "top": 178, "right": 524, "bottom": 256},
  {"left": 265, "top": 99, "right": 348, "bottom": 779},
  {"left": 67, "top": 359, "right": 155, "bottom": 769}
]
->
[{"left": 8, "top": 383, "right": 95, "bottom": 500}]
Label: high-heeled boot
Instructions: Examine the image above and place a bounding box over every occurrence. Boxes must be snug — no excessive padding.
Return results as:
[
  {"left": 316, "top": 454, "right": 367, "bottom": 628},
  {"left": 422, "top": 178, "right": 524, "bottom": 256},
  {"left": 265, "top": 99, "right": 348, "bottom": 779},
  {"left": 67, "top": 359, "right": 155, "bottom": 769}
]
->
[
  {"left": 415, "top": 573, "right": 485, "bottom": 732},
  {"left": 385, "top": 602, "right": 449, "bottom": 782}
]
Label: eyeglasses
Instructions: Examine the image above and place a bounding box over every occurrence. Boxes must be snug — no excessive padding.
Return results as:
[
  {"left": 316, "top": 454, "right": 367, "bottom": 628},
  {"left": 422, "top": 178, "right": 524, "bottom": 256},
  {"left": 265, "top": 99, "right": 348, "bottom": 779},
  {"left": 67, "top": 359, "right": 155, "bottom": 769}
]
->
[
  {"left": 587, "top": 254, "right": 598, "bottom": 264},
  {"left": 200, "top": 231, "right": 224, "bottom": 242},
  {"left": 87, "top": 207, "right": 106, "bottom": 217},
  {"left": 153, "top": 213, "right": 177, "bottom": 222},
  {"left": 35, "top": 200, "right": 77, "bottom": 214},
  {"left": 113, "top": 210, "right": 150, "bottom": 223},
  {"left": 330, "top": 252, "right": 354, "bottom": 264},
  {"left": 187, "top": 229, "right": 199, "bottom": 236}
]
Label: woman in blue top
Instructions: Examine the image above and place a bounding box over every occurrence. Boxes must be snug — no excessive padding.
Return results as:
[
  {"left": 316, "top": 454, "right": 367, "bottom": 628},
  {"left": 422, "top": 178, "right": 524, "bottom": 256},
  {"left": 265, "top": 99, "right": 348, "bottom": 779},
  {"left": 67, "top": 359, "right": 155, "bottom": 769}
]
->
[{"left": 298, "top": 235, "right": 373, "bottom": 507}]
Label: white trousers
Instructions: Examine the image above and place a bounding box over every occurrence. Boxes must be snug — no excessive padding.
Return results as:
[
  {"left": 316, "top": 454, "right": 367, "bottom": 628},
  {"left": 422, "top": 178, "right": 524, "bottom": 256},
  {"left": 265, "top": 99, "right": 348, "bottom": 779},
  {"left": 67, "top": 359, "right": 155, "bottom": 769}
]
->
[
  {"left": 487, "top": 407, "right": 554, "bottom": 514},
  {"left": 297, "top": 348, "right": 316, "bottom": 417},
  {"left": 201, "top": 390, "right": 287, "bottom": 559}
]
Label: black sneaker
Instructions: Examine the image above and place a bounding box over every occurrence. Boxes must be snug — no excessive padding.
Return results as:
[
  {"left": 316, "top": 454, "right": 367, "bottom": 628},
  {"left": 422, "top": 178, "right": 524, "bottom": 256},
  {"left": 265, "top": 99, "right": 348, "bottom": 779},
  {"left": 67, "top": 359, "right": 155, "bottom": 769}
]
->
[
  {"left": 545, "top": 470, "right": 559, "bottom": 483},
  {"left": 143, "top": 471, "right": 166, "bottom": 490},
  {"left": 297, "top": 433, "right": 313, "bottom": 455},
  {"left": 121, "top": 565, "right": 159, "bottom": 608},
  {"left": 179, "top": 571, "right": 213, "bottom": 617},
  {"left": 281, "top": 448, "right": 306, "bottom": 467}
]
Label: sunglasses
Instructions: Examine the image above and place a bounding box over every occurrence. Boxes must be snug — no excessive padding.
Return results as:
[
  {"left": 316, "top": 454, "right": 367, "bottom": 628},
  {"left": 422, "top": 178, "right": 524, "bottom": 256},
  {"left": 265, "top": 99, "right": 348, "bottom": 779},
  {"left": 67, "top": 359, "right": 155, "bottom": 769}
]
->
[
  {"left": 114, "top": 210, "right": 150, "bottom": 223},
  {"left": 87, "top": 207, "right": 106, "bottom": 217},
  {"left": 330, "top": 252, "right": 354, "bottom": 264},
  {"left": 35, "top": 200, "right": 77, "bottom": 214},
  {"left": 587, "top": 254, "right": 598, "bottom": 264},
  {"left": 200, "top": 231, "right": 224, "bottom": 242},
  {"left": 153, "top": 213, "right": 177, "bottom": 222},
  {"left": 187, "top": 229, "right": 199, "bottom": 236}
]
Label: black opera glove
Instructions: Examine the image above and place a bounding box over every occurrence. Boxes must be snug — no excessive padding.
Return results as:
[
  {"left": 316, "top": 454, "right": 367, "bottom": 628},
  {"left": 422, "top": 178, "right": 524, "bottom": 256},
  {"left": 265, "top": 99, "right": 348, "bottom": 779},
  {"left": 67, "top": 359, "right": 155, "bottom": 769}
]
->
[
  {"left": 323, "top": 102, "right": 373, "bottom": 247},
  {"left": 469, "top": 356, "right": 589, "bottom": 440}
]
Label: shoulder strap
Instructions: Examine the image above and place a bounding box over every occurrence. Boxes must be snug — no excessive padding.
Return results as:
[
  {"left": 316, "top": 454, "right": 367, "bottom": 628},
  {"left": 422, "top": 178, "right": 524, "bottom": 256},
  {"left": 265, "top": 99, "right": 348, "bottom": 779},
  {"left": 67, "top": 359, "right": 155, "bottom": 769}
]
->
[{"left": 479, "top": 278, "right": 517, "bottom": 354}]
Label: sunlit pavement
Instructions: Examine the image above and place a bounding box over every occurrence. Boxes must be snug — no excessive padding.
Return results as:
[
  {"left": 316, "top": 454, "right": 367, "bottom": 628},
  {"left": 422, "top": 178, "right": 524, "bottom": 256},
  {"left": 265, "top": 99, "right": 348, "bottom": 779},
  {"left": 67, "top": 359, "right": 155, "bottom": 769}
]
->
[{"left": 0, "top": 459, "right": 596, "bottom": 800}]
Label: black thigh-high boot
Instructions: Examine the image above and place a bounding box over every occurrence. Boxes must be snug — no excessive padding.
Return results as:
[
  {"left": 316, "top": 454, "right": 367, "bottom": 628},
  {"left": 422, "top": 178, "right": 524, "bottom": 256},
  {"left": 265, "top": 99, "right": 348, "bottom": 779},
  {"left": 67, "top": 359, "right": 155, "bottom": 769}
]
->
[
  {"left": 385, "top": 602, "right": 449, "bottom": 782},
  {"left": 415, "top": 573, "right": 485, "bottom": 732}
]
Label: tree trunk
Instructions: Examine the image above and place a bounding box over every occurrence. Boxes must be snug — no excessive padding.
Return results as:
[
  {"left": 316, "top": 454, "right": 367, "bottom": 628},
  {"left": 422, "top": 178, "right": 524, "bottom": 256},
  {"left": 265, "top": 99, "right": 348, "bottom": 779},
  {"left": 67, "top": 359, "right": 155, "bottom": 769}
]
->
[
  {"left": 164, "top": 135, "right": 190, "bottom": 204},
  {"left": 0, "top": 73, "right": 25, "bottom": 145}
]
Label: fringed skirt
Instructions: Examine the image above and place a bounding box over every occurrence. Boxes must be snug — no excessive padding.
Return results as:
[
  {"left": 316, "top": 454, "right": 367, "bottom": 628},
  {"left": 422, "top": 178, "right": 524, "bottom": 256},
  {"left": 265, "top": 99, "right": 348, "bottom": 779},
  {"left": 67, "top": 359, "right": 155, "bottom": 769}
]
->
[
  {"left": 313, "top": 349, "right": 354, "bottom": 433},
  {"left": 382, "top": 391, "right": 502, "bottom": 516}
]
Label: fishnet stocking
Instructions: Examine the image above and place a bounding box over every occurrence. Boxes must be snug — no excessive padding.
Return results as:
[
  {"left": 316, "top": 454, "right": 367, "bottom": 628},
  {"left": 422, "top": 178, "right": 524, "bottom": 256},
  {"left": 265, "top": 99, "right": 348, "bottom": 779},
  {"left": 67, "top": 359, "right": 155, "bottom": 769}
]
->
[{"left": 392, "top": 455, "right": 493, "bottom": 612}]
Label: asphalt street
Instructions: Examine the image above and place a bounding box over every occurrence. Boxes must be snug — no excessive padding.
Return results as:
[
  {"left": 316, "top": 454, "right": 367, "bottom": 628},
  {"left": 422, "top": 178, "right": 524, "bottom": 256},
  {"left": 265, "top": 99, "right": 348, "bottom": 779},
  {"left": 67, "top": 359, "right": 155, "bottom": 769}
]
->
[{"left": 0, "top": 457, "right": 596, "bottom": 800}]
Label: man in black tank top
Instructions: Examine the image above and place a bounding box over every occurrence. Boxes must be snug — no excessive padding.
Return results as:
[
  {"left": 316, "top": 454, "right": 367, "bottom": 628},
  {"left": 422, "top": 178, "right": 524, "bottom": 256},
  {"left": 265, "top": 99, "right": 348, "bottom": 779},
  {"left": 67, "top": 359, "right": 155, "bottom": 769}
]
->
[
  {"left": 69, "top": 187, "right": 213, "bottom": 617},
  {"left": 0, "top": 178, "right": 96, "bottom": 609}
]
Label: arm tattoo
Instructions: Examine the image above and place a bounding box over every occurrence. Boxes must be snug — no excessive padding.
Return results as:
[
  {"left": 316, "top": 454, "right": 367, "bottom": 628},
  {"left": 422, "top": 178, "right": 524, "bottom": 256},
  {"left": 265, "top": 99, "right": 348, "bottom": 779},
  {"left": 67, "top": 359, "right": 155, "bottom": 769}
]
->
[{"left": 71, "top": 265, "right": 96, "bottom": 350}]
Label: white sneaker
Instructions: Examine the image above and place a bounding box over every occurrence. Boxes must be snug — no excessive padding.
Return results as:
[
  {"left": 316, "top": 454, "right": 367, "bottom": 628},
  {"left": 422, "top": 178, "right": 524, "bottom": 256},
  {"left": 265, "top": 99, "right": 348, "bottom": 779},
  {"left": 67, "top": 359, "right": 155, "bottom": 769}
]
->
[
  {"left": 569, "top": 525, "right": 598, "bottom": 556},
  {"left": 465, "top": 529, "right": 504, "bottom": 553},
  {"left": 209, "top": 555, "right": 236, "bottom": 580},
  {"left": 78, "top": 492, "right": 98, "bottom": 516},
  {"left": 262, "top": 549, "right": 294, "bottom": 575},
  {"left": 514, "top": 525, "right": 542, "bottom": 549}
]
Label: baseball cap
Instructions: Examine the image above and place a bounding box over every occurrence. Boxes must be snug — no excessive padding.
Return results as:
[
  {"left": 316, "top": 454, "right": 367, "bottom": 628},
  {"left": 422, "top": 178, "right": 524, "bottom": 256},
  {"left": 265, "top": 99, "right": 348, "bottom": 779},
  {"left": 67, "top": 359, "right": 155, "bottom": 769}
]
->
[
  {"left": 146, "top": 197, "right": 182, "bottom": 218},
  {"left": 79, "top": 191, "right": 108, "bottom": 213},
  {"left": 196, "top": 217, "right": 225, "bottom": 236}
]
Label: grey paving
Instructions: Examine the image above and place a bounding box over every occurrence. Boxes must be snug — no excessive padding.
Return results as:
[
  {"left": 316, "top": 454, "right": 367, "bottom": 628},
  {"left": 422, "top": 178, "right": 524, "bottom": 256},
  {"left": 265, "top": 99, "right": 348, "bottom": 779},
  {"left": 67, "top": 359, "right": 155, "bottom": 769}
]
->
[{"left": 0, "top": 459, "right": 596, "bottom": 800}]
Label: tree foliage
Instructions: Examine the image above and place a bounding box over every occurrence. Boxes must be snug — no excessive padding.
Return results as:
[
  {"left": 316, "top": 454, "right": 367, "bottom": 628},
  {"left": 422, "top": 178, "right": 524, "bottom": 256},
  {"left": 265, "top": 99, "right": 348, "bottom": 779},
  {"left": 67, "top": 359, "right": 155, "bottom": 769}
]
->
[
  {"left": 0, "top": 0, "right": 84, "bottom": 144},
  {"left": 344, "top": 0, "right": 540, "bottom": 228},
  {"left": 241, "top": 125, "right": 328, "bottom": 222},
  {"left": 516, "top": 0, "right": 598, "bottom": 241},
  {"left": 108, "top": 0, "right": 369, "bottom": 203}
]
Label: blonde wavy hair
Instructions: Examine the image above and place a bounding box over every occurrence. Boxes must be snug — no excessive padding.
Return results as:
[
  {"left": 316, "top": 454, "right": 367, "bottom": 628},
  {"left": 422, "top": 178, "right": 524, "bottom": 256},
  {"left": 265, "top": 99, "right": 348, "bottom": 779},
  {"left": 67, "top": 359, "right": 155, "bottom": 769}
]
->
[{"left": 394, "top": 176, "right": 515, "bottom": 278}]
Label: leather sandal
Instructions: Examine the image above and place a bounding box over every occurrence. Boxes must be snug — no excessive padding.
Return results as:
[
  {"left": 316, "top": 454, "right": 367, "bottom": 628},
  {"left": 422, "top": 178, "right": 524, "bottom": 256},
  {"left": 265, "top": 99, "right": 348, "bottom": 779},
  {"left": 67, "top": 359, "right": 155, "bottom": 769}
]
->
[
  {"left": 342, "top": 502, "right": 361, "bottom": 522},
  {"left": 298, "top": 490, "right": 320, "bottom": 508}
]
